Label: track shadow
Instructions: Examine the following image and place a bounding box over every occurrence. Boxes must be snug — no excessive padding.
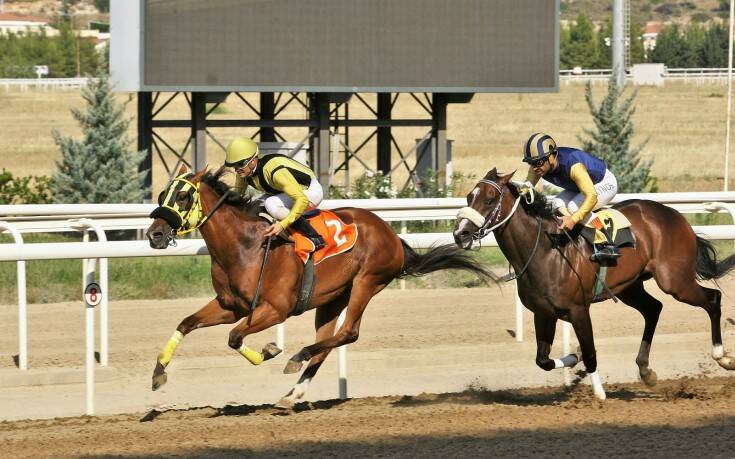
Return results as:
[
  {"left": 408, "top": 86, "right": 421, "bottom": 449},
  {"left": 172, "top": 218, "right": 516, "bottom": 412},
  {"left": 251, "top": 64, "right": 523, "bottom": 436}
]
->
[{"left": 88, "top": 416, "right": 735, "bottom": 459}]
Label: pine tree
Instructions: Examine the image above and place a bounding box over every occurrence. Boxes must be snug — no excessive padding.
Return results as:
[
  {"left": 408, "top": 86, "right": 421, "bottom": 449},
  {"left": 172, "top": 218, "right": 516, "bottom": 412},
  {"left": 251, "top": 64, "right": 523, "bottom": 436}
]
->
[
  {"left": 578, "top": 78, "right": 655, "bottom": 193},
  {"left": 51, "top": 74, "right": 149, "bottom": 203}
]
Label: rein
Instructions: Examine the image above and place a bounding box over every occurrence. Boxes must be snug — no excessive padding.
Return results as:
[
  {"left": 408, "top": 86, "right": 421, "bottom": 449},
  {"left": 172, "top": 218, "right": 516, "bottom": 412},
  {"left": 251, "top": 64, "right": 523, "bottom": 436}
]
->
[
  {"left": 458, "top": 179, "right": 540, "bottom": 281},
  {"left": 247, "top": 236, "right": 273, "bottom": 326},
  {"left": 499, "top": 216, "right": 543, "bottom": 282}
]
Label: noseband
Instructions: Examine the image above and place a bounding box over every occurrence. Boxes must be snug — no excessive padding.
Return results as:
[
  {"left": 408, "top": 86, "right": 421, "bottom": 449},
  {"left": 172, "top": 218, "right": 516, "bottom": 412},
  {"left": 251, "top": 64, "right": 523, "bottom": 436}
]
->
[{"left": 457, "top": 179, "right": 528, "bottom": 241}]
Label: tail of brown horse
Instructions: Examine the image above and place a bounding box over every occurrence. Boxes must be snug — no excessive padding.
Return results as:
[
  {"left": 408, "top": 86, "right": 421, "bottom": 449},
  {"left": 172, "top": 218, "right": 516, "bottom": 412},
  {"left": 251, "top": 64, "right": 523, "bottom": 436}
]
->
[
  {"left": 695, "top": 236, "right": 735, "bottom": 281},
  {"left": 397, "top": 240, "right": 496, "bottom": 282}
]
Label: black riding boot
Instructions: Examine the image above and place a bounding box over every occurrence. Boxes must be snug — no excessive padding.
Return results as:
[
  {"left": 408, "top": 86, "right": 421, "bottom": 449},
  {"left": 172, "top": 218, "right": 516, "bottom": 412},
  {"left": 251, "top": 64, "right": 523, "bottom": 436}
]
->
[
  {"left": 291, "top": 216, "right": 326, "bottom": 251},
  {"left": 590, "top": 242, "right": 621, "bottom": 263}
]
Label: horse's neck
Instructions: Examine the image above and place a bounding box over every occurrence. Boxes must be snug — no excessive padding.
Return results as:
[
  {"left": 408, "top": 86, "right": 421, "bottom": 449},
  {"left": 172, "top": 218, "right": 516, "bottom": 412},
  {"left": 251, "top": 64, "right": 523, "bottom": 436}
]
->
[
  {"left": 496, "top": 200, "right": 555, "bottom": 274},
  {"left": 198, "top": 185, "right": 264, "bottom": 265}
]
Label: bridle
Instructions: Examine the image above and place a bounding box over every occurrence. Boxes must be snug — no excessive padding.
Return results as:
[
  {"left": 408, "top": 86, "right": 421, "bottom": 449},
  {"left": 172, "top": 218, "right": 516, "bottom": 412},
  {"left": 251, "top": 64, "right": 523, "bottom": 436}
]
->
[
  {"left": 152, "top": 174, "right": 232, "bottom": 245},
  {"left": 456, "top": 179, "right": 541, "bottom": 281},
  {"left": 457, "top": 179, "right": 529, "bottom": 241}
]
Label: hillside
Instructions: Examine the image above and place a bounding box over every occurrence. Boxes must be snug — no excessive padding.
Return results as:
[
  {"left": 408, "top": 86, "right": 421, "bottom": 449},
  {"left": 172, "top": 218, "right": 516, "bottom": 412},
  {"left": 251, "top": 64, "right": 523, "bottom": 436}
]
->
[{"left": 562, "top": 0, "right": 729, "bottom": 26}]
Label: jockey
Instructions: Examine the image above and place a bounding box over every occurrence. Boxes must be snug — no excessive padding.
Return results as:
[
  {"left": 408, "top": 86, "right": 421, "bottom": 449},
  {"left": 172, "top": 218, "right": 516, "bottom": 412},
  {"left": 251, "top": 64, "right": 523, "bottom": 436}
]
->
[
  {"left": 225, "top": 136, "right": 326, "bottom": 250},
  {"left": 523, "top": 132, "right": 620, "bottom": 262}
]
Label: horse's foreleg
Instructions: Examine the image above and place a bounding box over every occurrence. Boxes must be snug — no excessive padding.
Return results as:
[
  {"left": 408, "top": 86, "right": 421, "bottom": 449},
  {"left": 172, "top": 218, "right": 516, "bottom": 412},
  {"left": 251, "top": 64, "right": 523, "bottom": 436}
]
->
[
  {"left": 569, "top": 305, "right": 606, "bottom": 400},
  {"left": 616, "top": 281, "right": 662, "bottom": 386},
  {"left": 227, "top": 303, "right": 285, "bottom": 365},
  {"left": 276, "top": 301, "right": 344, "bottom": 409},
  {"left": 284, "top": 280, "right": 378, "bottom": 374},
  {"left": 152, "top": 297, "right": 239, "bottom": 391},
  {"left": 533, "top": 313, "right": 579, "bottom": 371}
]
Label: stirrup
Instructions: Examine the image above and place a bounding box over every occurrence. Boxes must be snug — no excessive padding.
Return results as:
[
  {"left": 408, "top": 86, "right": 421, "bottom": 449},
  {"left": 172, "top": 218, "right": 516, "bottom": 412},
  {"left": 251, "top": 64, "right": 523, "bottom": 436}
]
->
[{"left": 590, "top": 245, "right": 621, "bottom": 262}]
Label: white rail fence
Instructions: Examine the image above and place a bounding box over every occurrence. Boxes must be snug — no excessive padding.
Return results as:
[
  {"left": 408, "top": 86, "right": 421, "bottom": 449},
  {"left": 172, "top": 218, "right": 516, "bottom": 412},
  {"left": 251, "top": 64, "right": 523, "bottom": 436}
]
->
[
  {"left": 560, "top": 67, "right": 734, "bottom": 85},
  {"left": 2, "top": 69, "right": 733, "bottom": 92},
  {"left": 2, "top": 194, "right": 735, "bottom": 413}
]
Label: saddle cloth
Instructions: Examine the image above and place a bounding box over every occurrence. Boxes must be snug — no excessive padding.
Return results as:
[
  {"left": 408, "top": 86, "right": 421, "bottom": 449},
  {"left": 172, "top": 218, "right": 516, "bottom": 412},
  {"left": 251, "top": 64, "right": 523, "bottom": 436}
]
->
[
  {"left": 581, "top": 208, "right": 635, "bottom": 246},
  {"left": 291, "top": 209, "right": 358, "bottom": 265}
]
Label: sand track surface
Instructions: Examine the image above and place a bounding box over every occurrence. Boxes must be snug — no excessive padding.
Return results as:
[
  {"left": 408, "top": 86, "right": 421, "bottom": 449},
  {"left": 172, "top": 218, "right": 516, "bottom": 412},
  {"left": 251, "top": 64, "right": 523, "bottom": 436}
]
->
[{"left": 2, "top": 282, "right": 735, "bottom": 457}]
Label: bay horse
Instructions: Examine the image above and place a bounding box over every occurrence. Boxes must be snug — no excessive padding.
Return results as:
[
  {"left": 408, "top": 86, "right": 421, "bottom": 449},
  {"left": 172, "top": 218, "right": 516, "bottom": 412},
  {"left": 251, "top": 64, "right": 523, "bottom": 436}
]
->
[
  {"left": 453, "top": 168, "right": 735, "bottom": 400},
  {"left": 146, "top": 166, "right": 494, "bottom": 408}
]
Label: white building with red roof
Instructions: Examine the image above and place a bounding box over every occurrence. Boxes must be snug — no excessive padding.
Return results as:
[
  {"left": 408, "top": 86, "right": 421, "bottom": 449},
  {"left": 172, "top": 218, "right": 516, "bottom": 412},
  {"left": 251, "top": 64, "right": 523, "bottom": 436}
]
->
[
  {"left": 0, "top": 12, "right": 54, "bottom": 35},
  {"left": 642, "top": 22, "right": 663, "bottom": 53}
]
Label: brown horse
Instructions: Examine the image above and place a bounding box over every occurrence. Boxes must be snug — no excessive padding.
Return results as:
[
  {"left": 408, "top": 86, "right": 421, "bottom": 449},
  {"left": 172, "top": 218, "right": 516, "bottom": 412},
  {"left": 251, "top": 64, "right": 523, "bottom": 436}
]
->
[
  {"left": 146, "top": 166, "right": 493, "bottom": 408},
  {"left": 453, "top": 168, "right": 735, "bottom": 400}
]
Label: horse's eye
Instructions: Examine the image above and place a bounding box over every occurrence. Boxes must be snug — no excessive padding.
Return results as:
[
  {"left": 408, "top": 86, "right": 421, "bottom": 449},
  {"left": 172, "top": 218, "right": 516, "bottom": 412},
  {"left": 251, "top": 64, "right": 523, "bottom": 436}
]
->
[
  {"left": 176, "top": 191, "right": 189, "bottom": 202},
  {"left": 485, "top": 199, "right": 494, "bottom": 205}
]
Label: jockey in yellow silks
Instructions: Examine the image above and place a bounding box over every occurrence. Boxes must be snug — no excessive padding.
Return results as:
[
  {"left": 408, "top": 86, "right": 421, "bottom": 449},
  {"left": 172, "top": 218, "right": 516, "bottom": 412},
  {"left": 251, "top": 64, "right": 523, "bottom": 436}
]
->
[
  {"left": 523, "top": 132, "right": 620, "bottom": 262},
  {"left": 225, "top": 136, "right": 326, "bottom": 250}
]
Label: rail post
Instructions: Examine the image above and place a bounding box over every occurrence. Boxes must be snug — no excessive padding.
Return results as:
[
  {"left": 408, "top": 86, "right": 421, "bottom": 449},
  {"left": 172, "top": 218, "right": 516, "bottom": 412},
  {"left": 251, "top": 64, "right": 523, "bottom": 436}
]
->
[{"left": 0, "top": 221, "right": 27, "bottom": 370}]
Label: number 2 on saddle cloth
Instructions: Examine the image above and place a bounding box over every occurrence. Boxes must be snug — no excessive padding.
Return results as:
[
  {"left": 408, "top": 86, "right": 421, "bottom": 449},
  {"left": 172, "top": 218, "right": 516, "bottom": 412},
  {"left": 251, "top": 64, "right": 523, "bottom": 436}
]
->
[{"left": 291, "top": 210, "right": 358, "bottom": 264}]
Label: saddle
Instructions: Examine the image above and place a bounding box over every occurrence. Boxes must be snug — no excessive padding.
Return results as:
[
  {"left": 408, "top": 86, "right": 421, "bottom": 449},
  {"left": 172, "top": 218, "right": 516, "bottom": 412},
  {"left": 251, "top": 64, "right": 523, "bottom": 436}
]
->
[{"left": 579, "top": 208, "right": 635, "bottom": 249}]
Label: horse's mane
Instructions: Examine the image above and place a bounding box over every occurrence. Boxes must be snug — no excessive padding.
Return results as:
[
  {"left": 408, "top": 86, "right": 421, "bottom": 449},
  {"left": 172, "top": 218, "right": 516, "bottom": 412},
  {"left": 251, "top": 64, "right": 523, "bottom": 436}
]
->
[
  {"left": 201, "top": 167, "right": 262, "bottom": 215},
  {"left": 483, "top": 169, "right": 557, "bottom": 221},
  {"left": 513, "top": 183, "right": 558, "bottom": 220}
]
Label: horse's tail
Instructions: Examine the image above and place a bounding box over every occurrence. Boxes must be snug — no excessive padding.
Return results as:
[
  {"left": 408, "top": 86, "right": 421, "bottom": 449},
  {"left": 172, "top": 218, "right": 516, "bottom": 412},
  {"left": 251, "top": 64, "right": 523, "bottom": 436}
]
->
[
  {"left": 397, "top": 239, "right": 497, "bottom": 283},
  {"left": 695, "top": 235, "right": 735, "bottom": 280}
]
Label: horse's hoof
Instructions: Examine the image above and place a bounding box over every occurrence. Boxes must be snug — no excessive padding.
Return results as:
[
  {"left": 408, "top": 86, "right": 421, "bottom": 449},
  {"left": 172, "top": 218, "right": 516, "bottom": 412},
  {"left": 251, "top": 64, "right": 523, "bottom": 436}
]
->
[
  {"left": 274, "top": 397, "right": 296, "bottom": 410},
  {"left": 639, "top": 368, "right": 658, "bottom": 387},
  {"left": 262, "top": 342, "right": 282, "bottom": 361},
  {"left": 283, "top": 358, "right": 303, "bottom": 374},
  {"left": 716, "top": 354, "right": 735, "bottom": 370},
  {"left": 152, "top": 371, "right": 167, "bottom": 391}
]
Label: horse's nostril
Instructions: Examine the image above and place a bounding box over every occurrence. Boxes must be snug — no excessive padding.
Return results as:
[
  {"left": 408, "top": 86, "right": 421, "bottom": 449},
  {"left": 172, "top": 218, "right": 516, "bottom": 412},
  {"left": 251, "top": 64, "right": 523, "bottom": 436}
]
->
[
  {"left": 461, "top": 230, "right": 469, "bottom": 235},
  {"left": 152, "top": 231, "right": 163, "bottom": 240}
]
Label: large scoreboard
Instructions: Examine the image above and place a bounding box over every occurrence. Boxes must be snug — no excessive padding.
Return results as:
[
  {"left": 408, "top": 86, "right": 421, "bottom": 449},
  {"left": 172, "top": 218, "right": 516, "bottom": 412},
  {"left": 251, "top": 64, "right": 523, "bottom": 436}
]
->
[{"left": 111, "top": 0, "right": 559, "bottom": 93}]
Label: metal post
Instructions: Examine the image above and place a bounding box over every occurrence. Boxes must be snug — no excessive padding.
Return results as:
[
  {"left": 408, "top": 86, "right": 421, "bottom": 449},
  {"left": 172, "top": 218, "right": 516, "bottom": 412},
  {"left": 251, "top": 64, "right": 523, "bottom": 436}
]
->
[
  {"left": 400, "top": 221, "right": 407, "bottom": 290},
  {"left": 276, "top": 323, "right": 285, "bottom": 352},
  {"left": 514, "top": 280, "right": 523, "bottom": 342},
  {"left": 137, "top": 91, "right": 153, "bottom": 201},
  {"left": 192, "top": 92, "right": 207, "bottom": 172},
  {"left": 313, "top": 93, "right": 332, "bottom": 190},
  {"left": 260, "top": 92, "right": 276, "bottom": 142},
  {"left": 84, "top": 258, "right": 96, "bottom": 415},
  {"left": 434, "top": 94, "right": 449, "bottom": 187},
  {"left": 75, "top": 219, "right": 109, "bottom": 367},
  {"left": 725, "top": 0, "right": 734, "bottom": 191},
  {"left": 562, "top": 322, "right": 572, "bottom": 386},
  {"left": 0, "top": 222, "right": 27, "bottom": 370},
  {"left": 337, "top": 309, "right": 348, "bottom": 399},
  {"left": 377, "top": 93, "right": 391, "bottom": 175},
  {"left": 612, "top": 0, "right": 626, "bottom": 86}
]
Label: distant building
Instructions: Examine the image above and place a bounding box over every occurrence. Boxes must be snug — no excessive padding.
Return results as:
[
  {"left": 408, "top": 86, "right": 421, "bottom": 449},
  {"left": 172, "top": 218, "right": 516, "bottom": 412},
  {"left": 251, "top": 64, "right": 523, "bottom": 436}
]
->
[
  {"left": 642, "top": 22, "right": 662, "bottom": 55},
  {"left": 0, "top": 12, "right": 56, "bottom": 35}
]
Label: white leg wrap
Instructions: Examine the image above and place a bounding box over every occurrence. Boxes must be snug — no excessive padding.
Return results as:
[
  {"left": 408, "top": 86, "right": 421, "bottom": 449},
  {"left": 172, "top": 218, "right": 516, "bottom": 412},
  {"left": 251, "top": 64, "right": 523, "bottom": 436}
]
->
[
  {"left": 553, "top": 359, "right": 564, "bottom": 369},
  {"left": 713, "top": 344, "right": 725, "bottom": 360},
  {"left": 284, "top": 378, "right": 311, "bottom": 403},
  {"left": 589, "top": 371, "right": 606, "bottom": 400}
]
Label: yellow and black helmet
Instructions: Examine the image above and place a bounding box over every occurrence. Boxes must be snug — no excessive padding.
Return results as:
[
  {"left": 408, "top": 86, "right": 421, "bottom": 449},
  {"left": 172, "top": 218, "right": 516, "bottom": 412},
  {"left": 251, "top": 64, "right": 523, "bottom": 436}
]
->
[
  {"left": 225, "top": 136, "right": 259, "bottom": 167},
  {"left": 523, "top": 133, "right": 557, "bottom": 164}
]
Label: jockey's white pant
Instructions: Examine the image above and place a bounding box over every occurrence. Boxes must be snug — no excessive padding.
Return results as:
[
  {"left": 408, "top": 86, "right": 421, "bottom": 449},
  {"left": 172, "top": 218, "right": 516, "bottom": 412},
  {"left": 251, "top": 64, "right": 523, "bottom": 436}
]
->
[
  {"left": 262, "top": 178, "right": 324, "bottom": 221},
  {"left": 551, "top": 169, "right": 618, "bottom": 225}
]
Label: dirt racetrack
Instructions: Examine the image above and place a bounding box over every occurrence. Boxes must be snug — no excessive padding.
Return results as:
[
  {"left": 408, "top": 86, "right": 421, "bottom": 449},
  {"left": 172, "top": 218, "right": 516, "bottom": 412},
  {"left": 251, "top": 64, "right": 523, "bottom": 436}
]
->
[{"left": 2, "top": 280, "right": 735, "bottom": 457}]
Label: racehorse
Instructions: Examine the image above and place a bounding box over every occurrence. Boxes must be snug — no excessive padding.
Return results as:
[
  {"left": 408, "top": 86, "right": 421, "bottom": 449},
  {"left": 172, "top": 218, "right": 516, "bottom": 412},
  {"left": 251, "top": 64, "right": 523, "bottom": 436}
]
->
[
  {"left": 453, "top": 168, "right": 735, "bottom": 400},
  {"left": 146, "top": 166, "right": 494, "bottom": 408}
]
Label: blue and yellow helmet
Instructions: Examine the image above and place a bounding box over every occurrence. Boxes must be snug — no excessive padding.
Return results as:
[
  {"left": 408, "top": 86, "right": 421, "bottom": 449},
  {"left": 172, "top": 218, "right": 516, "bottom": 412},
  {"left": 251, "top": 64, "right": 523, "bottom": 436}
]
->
[{"left": 523, "top": 133, "right": 557, "bottom": 164}]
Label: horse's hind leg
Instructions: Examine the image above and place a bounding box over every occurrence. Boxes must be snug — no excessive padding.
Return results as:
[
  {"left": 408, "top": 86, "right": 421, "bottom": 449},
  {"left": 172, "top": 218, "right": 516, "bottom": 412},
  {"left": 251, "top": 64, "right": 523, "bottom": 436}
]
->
[
  {"left": 275, "top": 297, "right": 346, "bottom": 409},
  {"left": 616, "top": 280, "right": 663, "bottom": 386},
  {"left": 152, "top": 297, "right": 241, "bottom": 391},
  {"left": 284, "top": 276, "right": 384, "bottom": 374},
  {"left": 658, "top": 276, "right": 735, "bottom": 370}
]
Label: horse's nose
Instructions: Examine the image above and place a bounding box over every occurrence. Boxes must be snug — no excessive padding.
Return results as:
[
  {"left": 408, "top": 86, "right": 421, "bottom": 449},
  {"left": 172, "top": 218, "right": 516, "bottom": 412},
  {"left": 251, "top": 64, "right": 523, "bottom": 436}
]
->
[{"left": 147, "top": 229, "right": 165, "bottom": 247}]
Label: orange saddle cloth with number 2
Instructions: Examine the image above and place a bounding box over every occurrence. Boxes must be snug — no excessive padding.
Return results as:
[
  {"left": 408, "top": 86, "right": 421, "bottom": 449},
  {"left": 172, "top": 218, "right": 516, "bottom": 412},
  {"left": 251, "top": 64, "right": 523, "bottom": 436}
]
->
[{"left": 291, "top": 210, "right": 358, "bottom": 265}]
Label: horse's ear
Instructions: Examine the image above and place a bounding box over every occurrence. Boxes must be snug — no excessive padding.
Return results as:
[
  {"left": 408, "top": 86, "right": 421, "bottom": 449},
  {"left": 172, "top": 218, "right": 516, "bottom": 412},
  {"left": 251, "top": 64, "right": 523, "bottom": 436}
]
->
[
  {"left": 499, "top": 170, "right": 516, "bottom": 185},
  {"left": 177, "top": 165, "right": 188, "bottom": 176},
  {"left": 484, "top": 167, "right": 497, "bottom": 179}
]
